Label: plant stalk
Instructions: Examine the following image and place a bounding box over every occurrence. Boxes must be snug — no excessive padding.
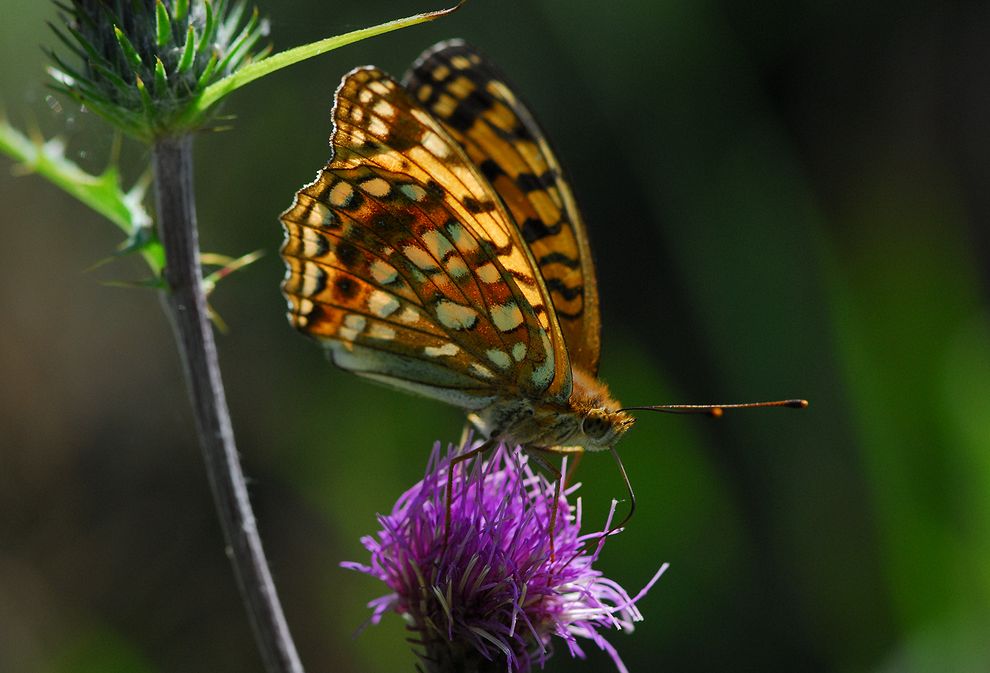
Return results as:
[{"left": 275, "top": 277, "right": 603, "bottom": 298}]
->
[{"left": 152, "top": 135, "right": 303, "bottom": 673}]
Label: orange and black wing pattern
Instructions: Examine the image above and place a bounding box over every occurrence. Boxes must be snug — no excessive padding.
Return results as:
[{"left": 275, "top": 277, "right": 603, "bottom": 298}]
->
[
  {"left": 280, "top": 67, "right": 574, "bottom": 408},
  {"left": 404, "top": 40, "right": 602, "bottom": 375}
]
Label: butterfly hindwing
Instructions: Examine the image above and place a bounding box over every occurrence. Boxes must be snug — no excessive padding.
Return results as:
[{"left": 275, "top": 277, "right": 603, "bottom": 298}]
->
[
  {"left": 404, "top": 40, "right": 602, "bottom": 375},
  {"left": 281, "top": 67, "right": 572, "bottom": 407}
]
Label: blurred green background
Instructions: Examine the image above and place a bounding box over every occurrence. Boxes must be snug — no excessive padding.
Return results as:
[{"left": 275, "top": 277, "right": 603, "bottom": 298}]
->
[{"left": 3, "top": 1, "right": 989, "bottom": 672}]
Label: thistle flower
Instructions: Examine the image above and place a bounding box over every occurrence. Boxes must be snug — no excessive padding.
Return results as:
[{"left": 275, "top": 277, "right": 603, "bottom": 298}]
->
[
  {"left": 47, "top": 0, "right": 271, "bottom": 140},
  {"left": 343, "top": 442, "right": 668, "bottom": 673}
]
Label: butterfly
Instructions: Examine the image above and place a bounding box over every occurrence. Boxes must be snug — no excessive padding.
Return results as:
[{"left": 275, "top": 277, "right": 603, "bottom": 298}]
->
[
  {"left": 281, "top": 40, "right": 636, "bottom": 459},
  {"left": 279, "top": 41, "right": 806, "bottom": 494}
]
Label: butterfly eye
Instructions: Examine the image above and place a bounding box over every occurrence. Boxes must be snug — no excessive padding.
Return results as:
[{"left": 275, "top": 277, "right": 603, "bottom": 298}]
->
[{"left": 581, "top": 414, "right": 610, "bottom": 440}]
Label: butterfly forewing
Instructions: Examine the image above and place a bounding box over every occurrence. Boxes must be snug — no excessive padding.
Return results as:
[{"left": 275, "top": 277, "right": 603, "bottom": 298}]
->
[
  {"left": 329, "top": 67, "right": 572, "bottom": 401},
  {"left": 281, "top": 66, "right": 572, "bottom": 407},
  {"left": 404, "top": 41, "right": 602, "bottom": 375}
]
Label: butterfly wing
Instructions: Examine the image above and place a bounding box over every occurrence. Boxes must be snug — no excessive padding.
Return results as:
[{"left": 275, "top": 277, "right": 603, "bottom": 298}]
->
[
  {"left": 280, "top": 67, "right": 573, "bottom": 408},
  {"left": 404, "top": 40, "right": 602, "bottom": 375}
]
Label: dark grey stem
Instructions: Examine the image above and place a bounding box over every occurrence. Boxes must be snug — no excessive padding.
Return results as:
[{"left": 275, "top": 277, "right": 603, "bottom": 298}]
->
[{"left": 152, "top": 135, "right": 304, "bottom": 673}]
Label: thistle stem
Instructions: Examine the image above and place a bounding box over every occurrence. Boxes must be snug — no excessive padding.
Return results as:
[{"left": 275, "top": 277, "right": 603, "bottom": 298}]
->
[{"left": 152, "top": 135, "right": 304, "bottom": 673}]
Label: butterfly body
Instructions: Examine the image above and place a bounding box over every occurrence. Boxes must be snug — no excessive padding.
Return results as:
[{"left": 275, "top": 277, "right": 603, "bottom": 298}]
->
[
  {"left": 468, "top": 365, "right": 633, "bottom": 452},
  {"left": 281, "top": 41, "right": 632, "bottom": 456}
]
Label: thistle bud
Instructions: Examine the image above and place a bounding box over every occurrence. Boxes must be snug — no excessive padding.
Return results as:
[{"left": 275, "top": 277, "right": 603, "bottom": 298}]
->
[{"left": 48, "top": 0, "right": 270, "bottom": 141}]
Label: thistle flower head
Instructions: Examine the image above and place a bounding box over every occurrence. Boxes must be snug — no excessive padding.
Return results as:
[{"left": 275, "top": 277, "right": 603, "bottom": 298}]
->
[
  {"left": 343, "top": 442, "right": 667, "bottom": 673},
  {"left": 48, "top": 0, "right": 271, "bottom": 140}
]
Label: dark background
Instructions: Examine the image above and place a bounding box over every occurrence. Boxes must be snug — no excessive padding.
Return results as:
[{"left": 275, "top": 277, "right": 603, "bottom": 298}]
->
[{"left": 2, "top": 1, "right": 989, "bottom": 672}]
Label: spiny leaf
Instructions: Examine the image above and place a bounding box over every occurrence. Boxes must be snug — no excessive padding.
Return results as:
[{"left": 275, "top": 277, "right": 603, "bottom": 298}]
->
[
  {"left": 195, "top": 52, "right": 219, "bottom": 89},
  {"left": 101, "top": 276, "right": 168, "bottom": 290},
  {"left": 155, "top": 1, "right": 172, "bottom": 48},
  {"left": 222, "top": 1, "right": 247, "bottom": 41},
  {"left": 90, "top": 60, "right": 131, "bottom": 92},
  {"left": 65, "top": 23, "right": 108, "bottom": 66},
  {"left": 174, "top": 0, "right": 189, "bottom": 23},
  {"left": 114, "top": 223, "right": 159, "bottom": 258},
  {"left": 135, "top": 76, "right": 154, "bottom": 118},
  {"left": 154, "top": 56, "right": 168, "bottom": 94},
  {"left": 177, "top": 25, "right": 196, "bottom": 74},
  {"left": 216, "top": 7, "right": 262, "bottom": 75},
  {"left": 201, "top": 249, "right": 264, "bottom": 285},
  {"left": 198, "top": 1, "right": 216, "bottom": 57},
  {"left": 46, "top": 21, "right": 87, "bottom": 61},
  {"left": 207, "top": 306, "right": 229, "bottom": 333},
  {"left": 113, "top": 25, "right": 145, "bottom": 70}
]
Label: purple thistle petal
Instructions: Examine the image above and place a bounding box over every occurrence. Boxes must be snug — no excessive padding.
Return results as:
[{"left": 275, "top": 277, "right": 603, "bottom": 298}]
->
[{"left": 342, "top": 441, "right": 665, "bottom": 673}]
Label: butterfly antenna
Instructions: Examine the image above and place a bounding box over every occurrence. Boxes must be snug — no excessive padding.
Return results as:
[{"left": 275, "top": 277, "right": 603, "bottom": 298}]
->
[{"left": 620, "top": 398, "right": 808, "bottom": 418}]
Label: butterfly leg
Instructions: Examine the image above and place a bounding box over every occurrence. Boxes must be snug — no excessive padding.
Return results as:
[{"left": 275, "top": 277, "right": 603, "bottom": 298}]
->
[
  {"left": 526, "top": 447, "right": 586, "bottom": 562},
  {"left": 523, "top": 448, "right": 562, "bottom": 559},
  {"left": 444, "top": 438, "right": 497, "bottom": 546},
  {"left": 548, "top": 461, "right": 564, "bottom": 562}
]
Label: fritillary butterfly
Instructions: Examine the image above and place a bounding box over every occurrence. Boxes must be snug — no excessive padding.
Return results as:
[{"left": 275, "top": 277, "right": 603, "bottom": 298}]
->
[
  {"left": 279, "top": 41, "right": 806, "bottom": 483},
  {"left": 281, "top": 40, "right": 634, "bottom": 457}
]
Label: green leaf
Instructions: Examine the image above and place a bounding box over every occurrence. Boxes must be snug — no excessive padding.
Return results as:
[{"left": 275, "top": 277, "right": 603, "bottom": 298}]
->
[
  {"left": 195, "top": 52, "right": 219, "bottom": 90},
  {"left": 179, "top": 0, "right": 467, "bottom": 123},
  {"left": 89, "top": 60, "right": 132, "bottom": 92},
  {"left": 155, "top": 1, "right": 172, "bottom": 48},
  {"left": 223, "top": 1, "right": 248, "bottom": 40},
  {"left": 114, "top": 225, "right": 157, "bottom": 257},
  {"left": 174, "top": 0, "right": 189, "bottom": 23},
  {"left": 216, "top": 6, "right": 261, "bottom": 75},
  {"left": 46, "top": 51, "right": 89, "bottom": 90},
  {"left": 201, "top": 249, "right": 265, "bottom": 332},
  {"left": 201, "top": 249, "right": 264, "bottom": 294},
  {"left": 177, "top": 25, "right": 197, "bottom": 75},
  {"left": 47, "top": 21, "right": 87, "bottom": 61},
  {"left": 154, "top": 56, "right": 168, "bottom": 94},
  {"left": 66, "top": 23, "right": 110, "bottom": 67},
  {"left": 198, "top": 0, "right": 216, "bottom": 57},
  {"left": 113, "top": 25, "right": 145, "bottom": 70},
  {"left": 135, "top": 75, "right": 154, "bottom": 119},
  {"left": 101, "top": 276, "right": 168, "bottom": 291}
]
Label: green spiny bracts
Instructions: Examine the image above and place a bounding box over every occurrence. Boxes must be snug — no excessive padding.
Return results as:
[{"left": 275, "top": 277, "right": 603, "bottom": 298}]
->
[{"left": 48, "top": 0, "right": 270, "bottom": 141}]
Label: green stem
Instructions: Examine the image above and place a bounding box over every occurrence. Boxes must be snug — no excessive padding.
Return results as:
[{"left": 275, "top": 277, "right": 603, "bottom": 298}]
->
[{"left": 152, "top": 135, "right": 303, "bottom": 673}]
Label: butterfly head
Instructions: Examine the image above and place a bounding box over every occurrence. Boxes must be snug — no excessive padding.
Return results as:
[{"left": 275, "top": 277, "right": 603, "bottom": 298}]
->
[
  {"left": 574, "top": 405, "right": 635, "bottom": 451},
  {"left": 562, "top": 367, "right": 635, "bottom": 452}
]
